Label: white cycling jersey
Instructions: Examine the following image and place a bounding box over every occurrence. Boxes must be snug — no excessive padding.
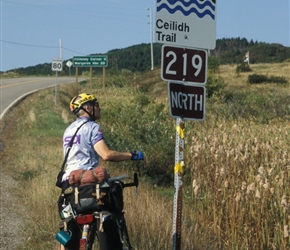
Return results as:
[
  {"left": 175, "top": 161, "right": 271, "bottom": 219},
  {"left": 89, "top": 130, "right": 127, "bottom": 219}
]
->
[{"left": 61, "top": 116, "right": 104, "bottom": 182}]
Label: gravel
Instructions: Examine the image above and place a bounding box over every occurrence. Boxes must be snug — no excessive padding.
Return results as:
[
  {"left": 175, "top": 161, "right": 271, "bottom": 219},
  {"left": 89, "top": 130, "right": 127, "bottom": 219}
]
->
[
  {"left": 0, "top": 172, "right": 25, "bottom": 249},
  {"left": 0, "top": 120, "right": 25, "bottom": 249}
]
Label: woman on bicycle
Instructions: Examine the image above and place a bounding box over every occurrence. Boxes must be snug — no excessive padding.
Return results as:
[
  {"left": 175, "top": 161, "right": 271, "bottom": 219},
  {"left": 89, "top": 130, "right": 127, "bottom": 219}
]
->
[{"left": 58, "top": 93, "right": 144, "bottom": 250}]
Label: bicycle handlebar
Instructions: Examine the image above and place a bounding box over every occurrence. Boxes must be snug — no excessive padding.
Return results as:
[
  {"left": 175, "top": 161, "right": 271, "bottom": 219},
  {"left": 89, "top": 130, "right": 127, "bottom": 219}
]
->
[
  {"left": 108, "top": 173, "right": 138, "bottom": 189},
  {"left": 122, "top": 173, "right": 138, "bottom": 188},
  {"left": 108, "top": 175, "right": 128, "bottom": 183}
]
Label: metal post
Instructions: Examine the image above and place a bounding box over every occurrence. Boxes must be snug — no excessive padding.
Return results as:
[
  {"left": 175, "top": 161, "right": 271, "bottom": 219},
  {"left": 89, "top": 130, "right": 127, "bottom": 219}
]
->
[
  {"left": 102, "top": 67, "right": 105, "bottom": 89},
  {"left": 149, "top": 7, "right": 154, "bottom": 70},
  {"left": 90, "top": 67, "right": 92, "bottom": 91},
  {"left": 54, "top": 71, "right": 58, "bottom": 105},
  {"left": 172, "top": 118, "right": 185, "bottom": 250},
  {"left": 75, "top": 67, "right": 79, "bottom": 89}
]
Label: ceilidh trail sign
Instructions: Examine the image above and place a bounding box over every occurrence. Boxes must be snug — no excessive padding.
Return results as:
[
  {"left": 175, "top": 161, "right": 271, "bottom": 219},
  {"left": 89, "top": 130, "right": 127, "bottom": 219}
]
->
[{"left": 155, "top": 0, "right": 217, "bottom": 49}]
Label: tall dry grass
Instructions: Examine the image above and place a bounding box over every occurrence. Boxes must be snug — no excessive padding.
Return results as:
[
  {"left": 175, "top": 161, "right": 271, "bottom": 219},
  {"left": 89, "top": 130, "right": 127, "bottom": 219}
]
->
[{"left": 186, "top": 119, "right": 289, "bottom": 249}]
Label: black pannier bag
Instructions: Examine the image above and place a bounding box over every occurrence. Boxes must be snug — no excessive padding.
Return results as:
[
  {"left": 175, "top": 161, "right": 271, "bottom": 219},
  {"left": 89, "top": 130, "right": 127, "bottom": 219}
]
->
[
  {"left": 109, "top": 181, "right": 124, "bottom": 212},
  {"left": 66, "top": 181, "right": 124, "bottom": 215}
]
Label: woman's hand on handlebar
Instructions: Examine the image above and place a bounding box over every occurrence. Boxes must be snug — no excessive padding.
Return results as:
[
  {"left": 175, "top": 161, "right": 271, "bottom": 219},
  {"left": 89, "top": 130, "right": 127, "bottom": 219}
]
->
[{"left": 131, "top": 151, "right": 145, "bottom": 161}]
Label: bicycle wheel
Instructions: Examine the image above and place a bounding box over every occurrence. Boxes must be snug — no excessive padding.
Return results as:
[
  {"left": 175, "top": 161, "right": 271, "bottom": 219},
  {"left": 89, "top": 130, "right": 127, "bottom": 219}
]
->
[
  {"left": 96, "top": 217, "right": 123, "bottom": 250},
  {"left": 87, "top": 225, "right": 97, "bottom": 250},
  {"left": 116, "top": 213, "right": 133, "bottom": 250},
  {"left": 64, "top": 220, "right": 82, "bottom": 250}
]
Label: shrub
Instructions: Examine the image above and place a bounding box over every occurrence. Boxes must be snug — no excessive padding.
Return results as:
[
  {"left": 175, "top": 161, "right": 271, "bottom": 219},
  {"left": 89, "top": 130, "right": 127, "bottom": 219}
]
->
[
  {"left": 248, "top": 74, "right": 268, "bottom": 84},
  {"left": 213, "top": 86, "right": 290, "bottom": 123},
  {"left": 268, "top": 76, "right": 288, "bottom": 84},
  {"left": 208, "top": 57, "right": 220, "bottom": 73},
  {"left": 236, "top": 62, "right": 252, "bottom": 74},
  {"left": 248, "top": 74, "right": 288, "bottom": 84},
  {"left": 206, "top": 75, "right": 227, "bottom": 98}
]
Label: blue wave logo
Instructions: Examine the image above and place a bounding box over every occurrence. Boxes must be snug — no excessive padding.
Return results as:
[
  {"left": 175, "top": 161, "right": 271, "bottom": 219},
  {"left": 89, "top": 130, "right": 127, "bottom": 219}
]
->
[{"left": 157, "top": 0, "right": 216, "bottom": 20}]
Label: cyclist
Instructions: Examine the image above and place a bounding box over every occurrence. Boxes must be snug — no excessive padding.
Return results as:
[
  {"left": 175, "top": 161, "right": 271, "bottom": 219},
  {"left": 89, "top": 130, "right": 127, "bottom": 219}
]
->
[{"left": 58, "top": 93, "right": 144, "bottom": 250}]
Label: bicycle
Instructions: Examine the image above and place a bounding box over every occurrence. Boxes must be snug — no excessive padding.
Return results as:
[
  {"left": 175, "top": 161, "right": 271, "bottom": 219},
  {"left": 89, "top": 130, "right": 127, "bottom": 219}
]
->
[{"left": 56, "top": 173, "right": 139, "bottom": 250}]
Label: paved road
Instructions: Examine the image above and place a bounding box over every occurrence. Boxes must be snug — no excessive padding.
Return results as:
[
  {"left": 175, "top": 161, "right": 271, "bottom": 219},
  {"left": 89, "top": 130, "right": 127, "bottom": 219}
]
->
[
  {"left": 0, "top": 76, "right": 82, "bottom": 119},
  {"left": 0, "top": 77, "right": 80, "bottom": 248}
]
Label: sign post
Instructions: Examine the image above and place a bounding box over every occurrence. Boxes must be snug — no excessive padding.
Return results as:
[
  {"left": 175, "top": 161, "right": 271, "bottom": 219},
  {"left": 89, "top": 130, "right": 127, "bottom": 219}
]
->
[
  {"left": 66, "top": 60, "right": 73, "bottom": 76},
  {"left": 169, "top": 82, "right": 205, "bottom": 250},
  {"left": 73, "top": 56, "right": 108, "bottom": 67},
  {"left": 173, "top": 117, "right": 185, "bottom": 250},
  {"left": 155, "top": 0, "right": 216, "bottom": 49},
  {"left": 73, "top": 55, "right": 108, "bottom": 89},
  {"left": 52, "top": 58, "right": 63, "bottom": 104},
  {"left": 155, "top": 0, "right": 217, "bottom": 249}
]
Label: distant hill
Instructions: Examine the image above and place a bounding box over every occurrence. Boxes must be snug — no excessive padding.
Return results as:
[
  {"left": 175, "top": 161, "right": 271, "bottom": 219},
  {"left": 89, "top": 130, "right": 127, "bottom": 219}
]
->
[
  {"left": 213, "top": 37, "right": 290, "bottom": 64},
  {"left": 3, "top": 37, "right": 290, "bottom": 76}
]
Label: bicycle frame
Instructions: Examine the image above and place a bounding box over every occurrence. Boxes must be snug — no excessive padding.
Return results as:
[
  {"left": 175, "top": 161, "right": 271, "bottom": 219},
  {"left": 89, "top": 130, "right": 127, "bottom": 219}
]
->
[{"left": 76, "top": 215, "right": 94, "bottom": 250}]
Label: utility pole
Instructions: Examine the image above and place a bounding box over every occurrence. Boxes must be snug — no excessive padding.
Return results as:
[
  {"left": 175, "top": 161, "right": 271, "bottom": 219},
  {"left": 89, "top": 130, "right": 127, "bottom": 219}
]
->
[
  {"left": 148, "top": 7, "right": 154, "bottom": 70},
  {"left": 54, "top": 38, "right": 62, "bottom": 104},
  {"left": 59, "top": 38, "right": 62, "bottom": 61}
]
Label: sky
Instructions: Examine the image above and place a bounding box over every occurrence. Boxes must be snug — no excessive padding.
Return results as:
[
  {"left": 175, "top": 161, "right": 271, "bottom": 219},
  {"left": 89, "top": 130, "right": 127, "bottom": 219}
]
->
[{"left": 0, "top": 0, "right": 289, "bottom": 72}]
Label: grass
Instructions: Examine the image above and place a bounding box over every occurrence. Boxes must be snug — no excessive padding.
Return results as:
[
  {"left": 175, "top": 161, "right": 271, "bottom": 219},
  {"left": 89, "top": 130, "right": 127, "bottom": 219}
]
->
[{"left": 0, "top": 62, "right": 289, "bottom": 249}]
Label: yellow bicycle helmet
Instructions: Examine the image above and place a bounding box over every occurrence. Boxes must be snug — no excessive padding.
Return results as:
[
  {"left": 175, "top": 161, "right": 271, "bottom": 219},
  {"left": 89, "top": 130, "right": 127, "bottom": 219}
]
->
[{"left": 70, "top": 93, "right": 97, "bottom": 114}]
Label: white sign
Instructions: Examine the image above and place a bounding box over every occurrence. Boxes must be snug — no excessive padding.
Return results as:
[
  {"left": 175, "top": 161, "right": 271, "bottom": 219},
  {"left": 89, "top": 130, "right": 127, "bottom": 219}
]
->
[
  {"left": 52, "top": 58, "right": 63, "bottom": 72},
  {"left": 155, "top": 0, "right": 217, "bottom": 49},
  {"left": 66, "top": 60, "right": 73, "bottom": 68}
]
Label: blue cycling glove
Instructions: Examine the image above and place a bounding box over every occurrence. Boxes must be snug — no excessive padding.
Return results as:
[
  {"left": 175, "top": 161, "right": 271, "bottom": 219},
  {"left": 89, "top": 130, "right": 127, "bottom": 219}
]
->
[{"left": 131, "top": 151, "right": 144, "bottom": 161}]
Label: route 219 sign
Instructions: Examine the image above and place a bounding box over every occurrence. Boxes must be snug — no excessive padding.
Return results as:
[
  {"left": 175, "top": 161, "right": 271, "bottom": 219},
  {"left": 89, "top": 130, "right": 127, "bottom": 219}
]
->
[{"left": 162, "top": 45, "right": 207, "bottom": 84}]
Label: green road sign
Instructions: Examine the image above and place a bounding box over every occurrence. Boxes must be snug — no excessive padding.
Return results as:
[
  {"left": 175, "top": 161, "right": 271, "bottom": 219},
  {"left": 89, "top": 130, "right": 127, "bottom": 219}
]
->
[{"left": 73, "top": 56, "right": 108, "bottom": 67}]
